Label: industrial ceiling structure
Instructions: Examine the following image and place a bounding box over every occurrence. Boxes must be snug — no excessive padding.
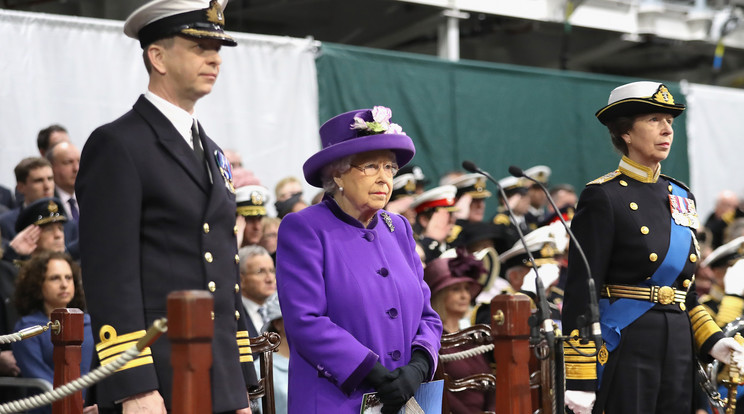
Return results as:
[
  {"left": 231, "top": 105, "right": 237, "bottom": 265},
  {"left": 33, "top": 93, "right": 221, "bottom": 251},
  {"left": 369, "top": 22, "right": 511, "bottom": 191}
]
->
[{"left": 5, "top": 0, "right": 744, "bottom": 88}]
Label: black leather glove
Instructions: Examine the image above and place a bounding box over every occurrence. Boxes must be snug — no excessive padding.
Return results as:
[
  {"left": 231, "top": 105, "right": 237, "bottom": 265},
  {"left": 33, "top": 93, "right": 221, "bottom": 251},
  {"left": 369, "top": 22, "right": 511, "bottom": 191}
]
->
[
  {"left": 376, "top": 350, "right": 430, "bottom": 414},
  {"left": 364, "top": 361, "right": 391, "bottom": 389}
]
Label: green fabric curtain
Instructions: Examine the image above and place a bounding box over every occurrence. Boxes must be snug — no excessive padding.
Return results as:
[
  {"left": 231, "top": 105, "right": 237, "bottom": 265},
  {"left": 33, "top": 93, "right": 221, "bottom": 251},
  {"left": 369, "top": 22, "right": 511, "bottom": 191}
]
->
[{"left": 316, "top": 43, "right": 689, "bottom": 219}]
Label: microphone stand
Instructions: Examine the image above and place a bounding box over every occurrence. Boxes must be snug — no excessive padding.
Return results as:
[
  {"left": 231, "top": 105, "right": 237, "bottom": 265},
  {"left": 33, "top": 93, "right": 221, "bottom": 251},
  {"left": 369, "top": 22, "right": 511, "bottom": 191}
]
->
[
  {"left": 462, "top": 161, "right": 556, "bottom": 352},
  {"left": 509, "top": 166, "right": 603, "bottom": 351}
]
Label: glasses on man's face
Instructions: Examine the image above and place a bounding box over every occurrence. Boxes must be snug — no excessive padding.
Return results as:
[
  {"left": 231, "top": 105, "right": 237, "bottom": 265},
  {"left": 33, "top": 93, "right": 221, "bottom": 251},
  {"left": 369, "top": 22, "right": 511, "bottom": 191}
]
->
[
  {"left": 350, "top": 162, "right": 399, "bottom": 177},
  {"left": 246, "top": 268, "right": 276, "bottom": 276}
]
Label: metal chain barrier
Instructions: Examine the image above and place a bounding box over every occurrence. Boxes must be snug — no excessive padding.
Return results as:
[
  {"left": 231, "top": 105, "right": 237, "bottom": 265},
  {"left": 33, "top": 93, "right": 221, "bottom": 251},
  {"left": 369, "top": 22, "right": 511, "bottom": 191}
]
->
[
  {"left": 0, "top": 318, "right": 168, "bottom": 414},
  {"left": 438, "top": 344, "right": 494, "bottom": 362}
]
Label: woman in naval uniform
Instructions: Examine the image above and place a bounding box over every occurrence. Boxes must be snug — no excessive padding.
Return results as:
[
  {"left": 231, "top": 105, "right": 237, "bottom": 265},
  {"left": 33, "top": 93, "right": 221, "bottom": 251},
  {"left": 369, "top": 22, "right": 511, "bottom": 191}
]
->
[
  {"left": 561, "top": 81, "right": 744, "bottom": 414},
  {"left": 276, "top": 106, "right": 442, "bottom": 414}
]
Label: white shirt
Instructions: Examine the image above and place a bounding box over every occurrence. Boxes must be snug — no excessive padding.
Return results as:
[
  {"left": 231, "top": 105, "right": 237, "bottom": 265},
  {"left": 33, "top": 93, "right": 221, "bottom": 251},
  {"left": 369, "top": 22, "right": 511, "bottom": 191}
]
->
[
  {"left": 56, "top": 187, "right": 76, "bottom": 219},
  {"left": 241, "top": 296, "right": 265, "bottom": 335},
  {"left": 144, "top": 90, "right": 198, "bottom": 149}
]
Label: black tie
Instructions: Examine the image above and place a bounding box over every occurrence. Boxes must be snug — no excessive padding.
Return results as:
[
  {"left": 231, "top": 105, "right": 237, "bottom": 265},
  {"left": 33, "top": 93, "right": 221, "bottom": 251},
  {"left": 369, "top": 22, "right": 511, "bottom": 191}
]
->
[{"left": 191, "top": 120, "right": 205, "bottom": 163}]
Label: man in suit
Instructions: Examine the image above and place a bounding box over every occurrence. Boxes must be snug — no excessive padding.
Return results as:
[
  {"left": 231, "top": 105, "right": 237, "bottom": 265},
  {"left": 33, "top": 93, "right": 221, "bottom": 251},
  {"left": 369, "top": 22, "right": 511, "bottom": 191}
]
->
[
  {"left": 75, "top": 1, "right": 256, "bottom": 413},
  {"left": 238, "top": 245, "right": 276, "bottom": 338}
]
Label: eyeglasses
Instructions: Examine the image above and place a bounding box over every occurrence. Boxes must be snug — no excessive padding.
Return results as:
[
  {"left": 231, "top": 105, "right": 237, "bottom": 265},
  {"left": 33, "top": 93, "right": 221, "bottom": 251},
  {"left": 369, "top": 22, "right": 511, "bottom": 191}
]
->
[
  {"left": 245, "top": 268, "right": 276, "bottom": 276},
  {"left": 350, "top": 162, "right": 399, "bottom": 177}
]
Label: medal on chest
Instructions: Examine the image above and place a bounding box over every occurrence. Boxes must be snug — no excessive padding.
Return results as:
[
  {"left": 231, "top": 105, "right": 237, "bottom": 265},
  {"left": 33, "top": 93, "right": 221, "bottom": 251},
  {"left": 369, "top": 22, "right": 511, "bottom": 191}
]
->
[
  {"left": 214, "top": 150, "right": 236, "bottom": 194},
  {"left": 668, "top": 194, "right": 699, "bottom": 229}
]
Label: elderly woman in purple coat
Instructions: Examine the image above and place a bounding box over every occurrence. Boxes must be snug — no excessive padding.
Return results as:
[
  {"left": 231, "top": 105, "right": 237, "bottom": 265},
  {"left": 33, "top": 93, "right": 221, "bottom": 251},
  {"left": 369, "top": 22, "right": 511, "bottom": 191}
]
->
[{"left": 276, "top": 106, "right": 443, "bottom": 413}]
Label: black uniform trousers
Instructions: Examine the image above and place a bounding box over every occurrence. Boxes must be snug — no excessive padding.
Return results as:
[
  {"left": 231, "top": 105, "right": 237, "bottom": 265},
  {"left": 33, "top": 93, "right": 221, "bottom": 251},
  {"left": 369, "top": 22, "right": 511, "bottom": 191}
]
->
[{"left": 596, "top": 306, "right": 694, "bottom": 414}]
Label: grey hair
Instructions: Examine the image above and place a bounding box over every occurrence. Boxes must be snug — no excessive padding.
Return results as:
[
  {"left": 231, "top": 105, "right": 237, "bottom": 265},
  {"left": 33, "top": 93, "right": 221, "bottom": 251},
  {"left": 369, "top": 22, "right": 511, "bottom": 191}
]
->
[
  {"left": 238, "top": 245, "right": 271, "bottom": 272},
  {"left": 320, "top": 155, "right": 353, "bottom": 194}
]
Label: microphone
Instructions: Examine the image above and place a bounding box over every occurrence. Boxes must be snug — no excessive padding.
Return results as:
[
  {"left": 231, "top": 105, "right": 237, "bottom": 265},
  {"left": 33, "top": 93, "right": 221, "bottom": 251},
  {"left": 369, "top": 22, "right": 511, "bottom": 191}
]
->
[
  {"left": 462, "top": 160, "right": 555, "bottom": 350},
  {"left": 509, "top": 165, "right": 603, "bottom": 350}
]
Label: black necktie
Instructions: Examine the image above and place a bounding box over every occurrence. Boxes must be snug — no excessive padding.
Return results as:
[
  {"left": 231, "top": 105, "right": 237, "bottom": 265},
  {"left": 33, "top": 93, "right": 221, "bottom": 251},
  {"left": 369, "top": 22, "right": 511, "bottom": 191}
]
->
[
  {"left": 191, "top": 120, "right": 205, "bottom": 163},
  {"left": 68, "top": 198, "right": 79, "bottom": 222}
]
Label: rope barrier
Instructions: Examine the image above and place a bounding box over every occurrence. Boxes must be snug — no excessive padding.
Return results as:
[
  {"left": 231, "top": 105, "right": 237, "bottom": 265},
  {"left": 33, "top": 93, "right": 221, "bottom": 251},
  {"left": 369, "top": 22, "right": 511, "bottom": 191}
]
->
[
  {"left": 0, "top": 318, "right": 167, "bottom": 414},
  {"left": 439, "top": 344, "right": 494, "bottom": 362},
  {"left": 0, "top": 322, "right": 56, "bottom": 345}
]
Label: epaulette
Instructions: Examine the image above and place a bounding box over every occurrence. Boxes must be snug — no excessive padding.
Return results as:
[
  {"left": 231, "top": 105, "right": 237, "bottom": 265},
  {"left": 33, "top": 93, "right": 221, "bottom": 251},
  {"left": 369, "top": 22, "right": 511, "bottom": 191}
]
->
[
  {"left": 493, "top": 214, "right": 511, "bottom": 226},
  {"left": 660, "top": 174, "right": 690, "bottom": 192},
  {"left": 587, "top": 170, "right": 621, "bottom": 186}
]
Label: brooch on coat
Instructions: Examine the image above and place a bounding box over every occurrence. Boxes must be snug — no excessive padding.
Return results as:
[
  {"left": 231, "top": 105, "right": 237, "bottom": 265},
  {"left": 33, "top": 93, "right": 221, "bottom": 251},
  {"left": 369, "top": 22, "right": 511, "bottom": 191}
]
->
[
  {"left": 668, "top": 194, "right": 699, "bottom": 229},
  {"left": 214, "top": 150, "right": 236, "bottom": 194},
  {"left": 381, "top": 212, "right": 395, "bottom": 232}
]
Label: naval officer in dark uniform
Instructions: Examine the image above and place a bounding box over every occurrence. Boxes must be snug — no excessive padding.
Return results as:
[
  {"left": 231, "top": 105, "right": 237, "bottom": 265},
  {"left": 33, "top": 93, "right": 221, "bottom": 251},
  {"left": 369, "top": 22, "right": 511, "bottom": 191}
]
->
[
  {"left": 76, "top": 1, "right": 256, "bottom": 413},
  {"left": 561, "top": 81, "right": 744, "bottom": 414}
]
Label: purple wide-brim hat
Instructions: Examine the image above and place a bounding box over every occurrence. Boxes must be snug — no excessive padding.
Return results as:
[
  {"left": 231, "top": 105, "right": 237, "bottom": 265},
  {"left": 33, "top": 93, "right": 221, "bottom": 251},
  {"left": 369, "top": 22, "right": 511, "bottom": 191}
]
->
[{"left": 303, "top": 108, "right": 416, "bottom": 188}]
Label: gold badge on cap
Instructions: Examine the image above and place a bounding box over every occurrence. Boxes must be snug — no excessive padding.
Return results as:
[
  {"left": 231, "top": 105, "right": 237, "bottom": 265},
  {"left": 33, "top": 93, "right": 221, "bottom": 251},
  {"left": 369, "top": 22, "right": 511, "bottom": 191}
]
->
[
  {"left": 48, "top": 201, "right": 59, "bottom": 213},
  {"left": 653, "top": 85, "right": 674, "bottom": 104},
  {"left": 475, "top": 177, "right": 486, "bottom": 192},
  {"left": 404, "top": 179, "right": 416, "bottom": 193},
  {"left": 206, "top": 0, "right": 225, "bottom": 25},
  {"left": 251, "top": 191, "right": 264, "bottom": 205}
]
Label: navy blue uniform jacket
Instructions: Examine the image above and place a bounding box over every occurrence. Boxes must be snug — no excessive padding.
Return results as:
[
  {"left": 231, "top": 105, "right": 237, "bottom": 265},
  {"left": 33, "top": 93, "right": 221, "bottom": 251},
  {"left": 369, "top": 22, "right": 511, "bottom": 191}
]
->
[{"left": 76, "top": 96, "right": 256, "bottom": 412}]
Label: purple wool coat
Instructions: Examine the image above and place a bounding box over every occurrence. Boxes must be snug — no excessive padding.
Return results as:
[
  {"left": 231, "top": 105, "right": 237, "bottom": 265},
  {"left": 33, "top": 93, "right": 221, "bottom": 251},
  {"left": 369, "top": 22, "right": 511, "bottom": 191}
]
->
[{"left": 276, "top": 196, "right": 443, "bottom": 413}]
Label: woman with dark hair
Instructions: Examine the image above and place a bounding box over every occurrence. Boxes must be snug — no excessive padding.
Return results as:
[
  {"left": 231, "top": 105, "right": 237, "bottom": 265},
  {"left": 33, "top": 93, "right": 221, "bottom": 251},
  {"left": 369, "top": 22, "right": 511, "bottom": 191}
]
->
[
  {"left": 12, "top": 250, "right": 95, "bottom": 414},
  {"left": 276, "top": 106, "right": 442, "bottom": 413},
  {"left": 561, "top": 81, "right": 744, "bottom": 414}
]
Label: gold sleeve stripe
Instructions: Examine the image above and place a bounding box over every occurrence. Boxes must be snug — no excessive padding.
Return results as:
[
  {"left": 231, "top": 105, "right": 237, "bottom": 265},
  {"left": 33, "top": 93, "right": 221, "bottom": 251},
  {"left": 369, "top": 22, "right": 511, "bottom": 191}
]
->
[
  {"left": 689, "top": 305, "right": 722, "bottom": 348},
  {"left": 97, "top": 342, "right": 151, "bottom": 360},
  {"left": 715, "top": 296, "right": 744, "bottom": 327},
  {"left": 240, "top": 354, "right": 254, "bottom": 363},
  {"left": 239, "top": 346, "right": 252, "bottom": 354},
  {"left": 96, "top": 328, "right": 147, "bottom": 352},
  {"left": 100, "top": 353, "right": 154, "bottom": 372},
  {"left": 565, "top": 362, "right": 597, "bottom": 380},
  {"left": 237, "top": 338, "right": 250, "bottom": 347},
  {"left": 236, "top": 330, "right": 249, "bottom": 339},
  {"left": 564, "top": 355, "right": 597, "bottom": 363}
]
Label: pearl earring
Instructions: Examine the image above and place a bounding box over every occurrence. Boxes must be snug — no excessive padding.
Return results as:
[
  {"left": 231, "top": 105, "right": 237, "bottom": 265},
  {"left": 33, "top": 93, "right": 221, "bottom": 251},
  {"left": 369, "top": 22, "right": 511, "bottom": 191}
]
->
[{"left": 339, "top": 187, "right": 344, "bottom": 192}]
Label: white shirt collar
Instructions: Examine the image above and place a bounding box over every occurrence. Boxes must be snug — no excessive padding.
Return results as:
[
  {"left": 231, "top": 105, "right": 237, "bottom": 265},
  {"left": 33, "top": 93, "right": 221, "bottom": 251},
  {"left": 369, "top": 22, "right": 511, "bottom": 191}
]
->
[
  {"left": 56, "top": 187, "right": 74, "bottom": 218},
  {"left": 241, "top": 296, "right": 265, "bottom": 332},
  {"left": 144, "top": 90, "right": 197, "bottom": 148}
]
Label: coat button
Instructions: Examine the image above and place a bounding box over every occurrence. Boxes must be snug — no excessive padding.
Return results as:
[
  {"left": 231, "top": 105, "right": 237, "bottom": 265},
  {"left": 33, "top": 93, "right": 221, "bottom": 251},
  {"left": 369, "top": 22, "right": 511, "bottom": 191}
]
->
[
  {"left": 386, "top": 308, "right": 399, "bottom": 319},
  {"left": 234, "top": 225, "right": 239, "bottom": 235},
  {"left": 390, "top": 350, "right": 401, "bottom": 361},
  {"left": 235, "top": 283, "right": 240, "bottom": 293},
  {"left": 210, "top": 311, "right": 215, "bottom": 320},
  {"left": 377, "top": 268, "right": 389, "bottom": 277},
  {"left": 363, "top": 232, "right": 375, "bottom": 242},
  {"left": 680, "top": 303, "right": 686, "bottom": 311},
  {"left": 640, "top": 226, "right": 649, "bottom": 235},
  {"left": 689, "top": 254, "right": 697, "bottom": 263},
  {"left": 668, "top": 185, "right": 673, "bottom": 193},
  {"left": 619, "top": 180, "right": 628, "bottom": 187},
  {"left": 235, "top": 254, "right": 240, "bottom": 264},
  {"left": 649, "top": 253, "right": 658, "bottom": 262},
  {"left": 203, "top": 223, "right": 210, "bottom": 233},
  {"left": 204, "top": 252, "right": 213, "bottom": 262},
  {"left": 235, "top": 310, "right": 240, "bottom": 320},
  {"left": 683, "top": 279, "right": 691, "bottom": 288},
  {"left": 208, "top": 281, "right": 216, "bottom": 292},
  {"left": 629, "top": 202, "right": 638, "bottom": 211}
]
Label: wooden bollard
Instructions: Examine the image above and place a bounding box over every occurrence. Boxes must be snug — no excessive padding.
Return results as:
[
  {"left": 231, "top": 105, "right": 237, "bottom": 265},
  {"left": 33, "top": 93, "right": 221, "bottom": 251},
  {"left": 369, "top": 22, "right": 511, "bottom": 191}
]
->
[
  {"left": 491, "top": 294, "right": 532, "bottom": 414},
  {"left": 167, "top": 291, "right": 213, "bottom": 414},
  {"left": 51, "top": 308, "right": 84, "bottom": 414}
]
